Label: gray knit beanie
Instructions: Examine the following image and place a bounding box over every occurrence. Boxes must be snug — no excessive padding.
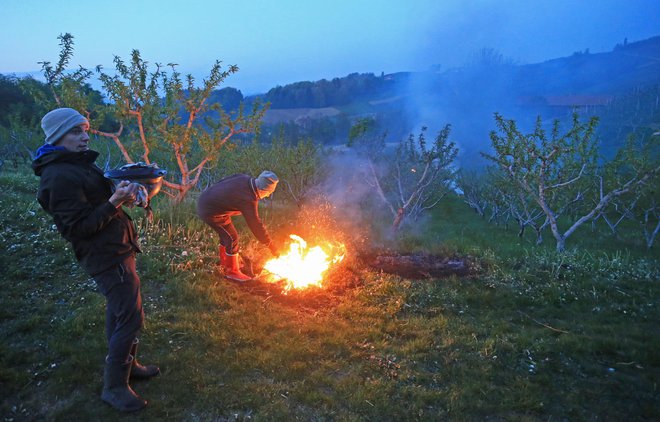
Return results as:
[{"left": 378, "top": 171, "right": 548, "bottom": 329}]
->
[
  {"left": 41, "top": 108, "right": 90, "bottom": 145},
  {"left": 254, "top": 170, "right": 279, "bottom": 199}
]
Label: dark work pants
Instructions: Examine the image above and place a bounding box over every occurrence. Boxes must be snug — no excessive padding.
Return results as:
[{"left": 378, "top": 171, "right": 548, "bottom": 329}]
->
[
  {"left": 93, "top": 255, "right": 144, "bottom": 365},
  {"left": 201, "top": 213, "right": 240, "bottom": 254}
]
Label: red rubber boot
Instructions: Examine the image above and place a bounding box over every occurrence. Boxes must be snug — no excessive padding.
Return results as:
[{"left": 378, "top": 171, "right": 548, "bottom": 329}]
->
[
  {"left": 224, "top": 253, "right": 252, "bottom": 282},
  {"left": 218, "top": 245, "right": 228, "bottom": 267}
]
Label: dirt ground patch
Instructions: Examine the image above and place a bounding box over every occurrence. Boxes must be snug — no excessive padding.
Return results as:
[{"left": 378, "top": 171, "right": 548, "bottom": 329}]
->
[{"left": 359, "top": 251, "right": 473, "bottom": 279}]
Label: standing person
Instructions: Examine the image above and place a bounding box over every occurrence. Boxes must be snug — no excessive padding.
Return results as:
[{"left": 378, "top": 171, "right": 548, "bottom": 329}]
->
[
  {"left": 197, "top": 171, "right": 282, "bottom": 282},
  {"left": 31, "top": 108, "right": 159, "bottom": 413}
]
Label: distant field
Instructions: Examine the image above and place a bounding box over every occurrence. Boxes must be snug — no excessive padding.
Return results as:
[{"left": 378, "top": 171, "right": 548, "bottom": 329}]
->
[
  {"left": 368, "top": 95, "right": 407, "bottom": 105},
  {"left": 262, "top": 107, "right": 342, "bottom": 125}
]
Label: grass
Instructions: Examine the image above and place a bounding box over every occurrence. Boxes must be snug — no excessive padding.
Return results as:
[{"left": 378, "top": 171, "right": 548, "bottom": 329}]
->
[{"left": 1, "top": 168, "right": 658, "bottom": 421}]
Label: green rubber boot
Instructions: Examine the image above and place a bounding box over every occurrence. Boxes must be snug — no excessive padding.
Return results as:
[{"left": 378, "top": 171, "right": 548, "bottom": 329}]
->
[
  {"left": 101, "top": 356, "right": 147, "bottom": 412},
  {"left": 130, "top": 338, "right": 160, "bottom": 380}
]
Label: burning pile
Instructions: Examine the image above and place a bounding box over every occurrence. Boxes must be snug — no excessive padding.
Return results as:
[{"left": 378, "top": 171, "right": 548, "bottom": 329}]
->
[{"left": 261, "top": 234, "right": 346, "bottom": 292}]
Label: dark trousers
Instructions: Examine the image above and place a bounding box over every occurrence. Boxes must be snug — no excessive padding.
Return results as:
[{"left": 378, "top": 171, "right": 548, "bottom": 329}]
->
[
  {"left": 201, "top": 213, "right": 240, "bottom": 254},
  {"left": 93, "top": 255, "right": 144, "bottom": 365}
]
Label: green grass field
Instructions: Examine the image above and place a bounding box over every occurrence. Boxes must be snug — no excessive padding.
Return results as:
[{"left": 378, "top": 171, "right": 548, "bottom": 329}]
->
[{"left": 1, "top": 168, "right": 658, "bottom": 421}]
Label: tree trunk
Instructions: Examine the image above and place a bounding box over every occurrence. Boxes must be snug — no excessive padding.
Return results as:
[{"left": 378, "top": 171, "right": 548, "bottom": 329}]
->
[
  {"left": 517, "top": 219, "right": 525, "bottom": 238},
  {"left": 535, "top": 227, "right": 543, "bottom": 245},
  {"left": 392, "top": 208, "right": 405, "bottom": 231},
  {"left": 173, "top": 187, "right": 190, "bottom": 204},
  {"left": 644, "top": 217, "right": 660, "bottom": 249}
]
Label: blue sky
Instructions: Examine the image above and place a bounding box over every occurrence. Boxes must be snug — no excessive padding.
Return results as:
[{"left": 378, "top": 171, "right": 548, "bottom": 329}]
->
[{"left": 1, "top": 0, "right": 659, "bottom": 95}]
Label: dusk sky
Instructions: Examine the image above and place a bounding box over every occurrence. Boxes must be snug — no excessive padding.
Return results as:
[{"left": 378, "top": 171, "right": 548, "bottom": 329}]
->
[{"left": 1, "top": 0, "right": 659, "bottom": 95}]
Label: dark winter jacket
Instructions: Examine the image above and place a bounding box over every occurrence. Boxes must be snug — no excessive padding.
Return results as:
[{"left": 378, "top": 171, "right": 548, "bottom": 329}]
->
[
  {"left": 31, "top": 149, "right": 141, "bottom": 276},
  {"left": 196, "top": 174, "right": 273, "bottom": 245}
]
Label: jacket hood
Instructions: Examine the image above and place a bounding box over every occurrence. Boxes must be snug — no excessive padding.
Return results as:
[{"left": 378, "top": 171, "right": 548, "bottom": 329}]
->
[{"left": 32, "top": 149, "right": 100, "bottom": 176}]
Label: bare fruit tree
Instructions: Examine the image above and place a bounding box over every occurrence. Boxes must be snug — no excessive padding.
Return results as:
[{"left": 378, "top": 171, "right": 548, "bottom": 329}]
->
[
  {"left": 354, "top": 125, "right": 458, "bottom": 231},
  {"left": 456, "top": 169, "right": 490, "bottom": 218},
  {"left": 484, "top": 113, "right": 658, "bottom": 251},
  {"left": 598, "top": 134, "right": 660, "bottom": 248},
  {"left": 35, "top": 33, "right": 266, "bottom": 203}
]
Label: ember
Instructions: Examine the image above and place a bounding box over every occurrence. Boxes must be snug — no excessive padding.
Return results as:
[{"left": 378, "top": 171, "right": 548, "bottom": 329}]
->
[{"left": 262, "top": 234, "right": 346, "bottom": 292}]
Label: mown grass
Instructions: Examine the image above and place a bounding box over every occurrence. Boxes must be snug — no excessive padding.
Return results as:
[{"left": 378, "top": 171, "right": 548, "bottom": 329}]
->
[{"left": 1, "top": 168, "right": 658, "bottom": 421}]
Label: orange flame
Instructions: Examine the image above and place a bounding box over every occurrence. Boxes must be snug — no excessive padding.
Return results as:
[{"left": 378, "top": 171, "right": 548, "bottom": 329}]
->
[{"left": 262, "top": 234, "right": 345, "bottom": 292}]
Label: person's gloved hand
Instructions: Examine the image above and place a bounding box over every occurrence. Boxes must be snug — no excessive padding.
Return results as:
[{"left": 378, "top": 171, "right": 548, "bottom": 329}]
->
[{"left": 268, "top": 241, "right": 282, "bottom": 257}]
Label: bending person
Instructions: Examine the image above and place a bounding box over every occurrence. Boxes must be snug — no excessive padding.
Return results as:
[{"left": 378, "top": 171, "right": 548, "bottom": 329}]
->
[{"left": 197, "top": 171, "right": 282, "bottom": 282}]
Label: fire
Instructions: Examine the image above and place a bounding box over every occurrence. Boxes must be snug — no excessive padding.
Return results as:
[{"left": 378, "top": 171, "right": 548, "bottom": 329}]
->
[{"left": 262, "top": 234, "right": 345, "bottom": 292}]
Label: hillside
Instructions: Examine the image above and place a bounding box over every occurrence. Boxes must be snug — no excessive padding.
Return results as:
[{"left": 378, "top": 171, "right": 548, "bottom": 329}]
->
[
  {"left": 236, "top": 35, "right": 660, "bottom": 164},
  {"left": 249, "top": 35, "right": 660, "bottom": 109},
  {"left": 514, "top": 36, "right": 660, "bottom": 95}
]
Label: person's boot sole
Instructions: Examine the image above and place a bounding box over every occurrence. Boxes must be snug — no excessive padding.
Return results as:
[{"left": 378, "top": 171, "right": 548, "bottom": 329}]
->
[
  {"left": 101, "top": 390, "right": 147, "bottom": 412},
  {"left": 225, "top": 275, "right": 252, "bottom": 282}
]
